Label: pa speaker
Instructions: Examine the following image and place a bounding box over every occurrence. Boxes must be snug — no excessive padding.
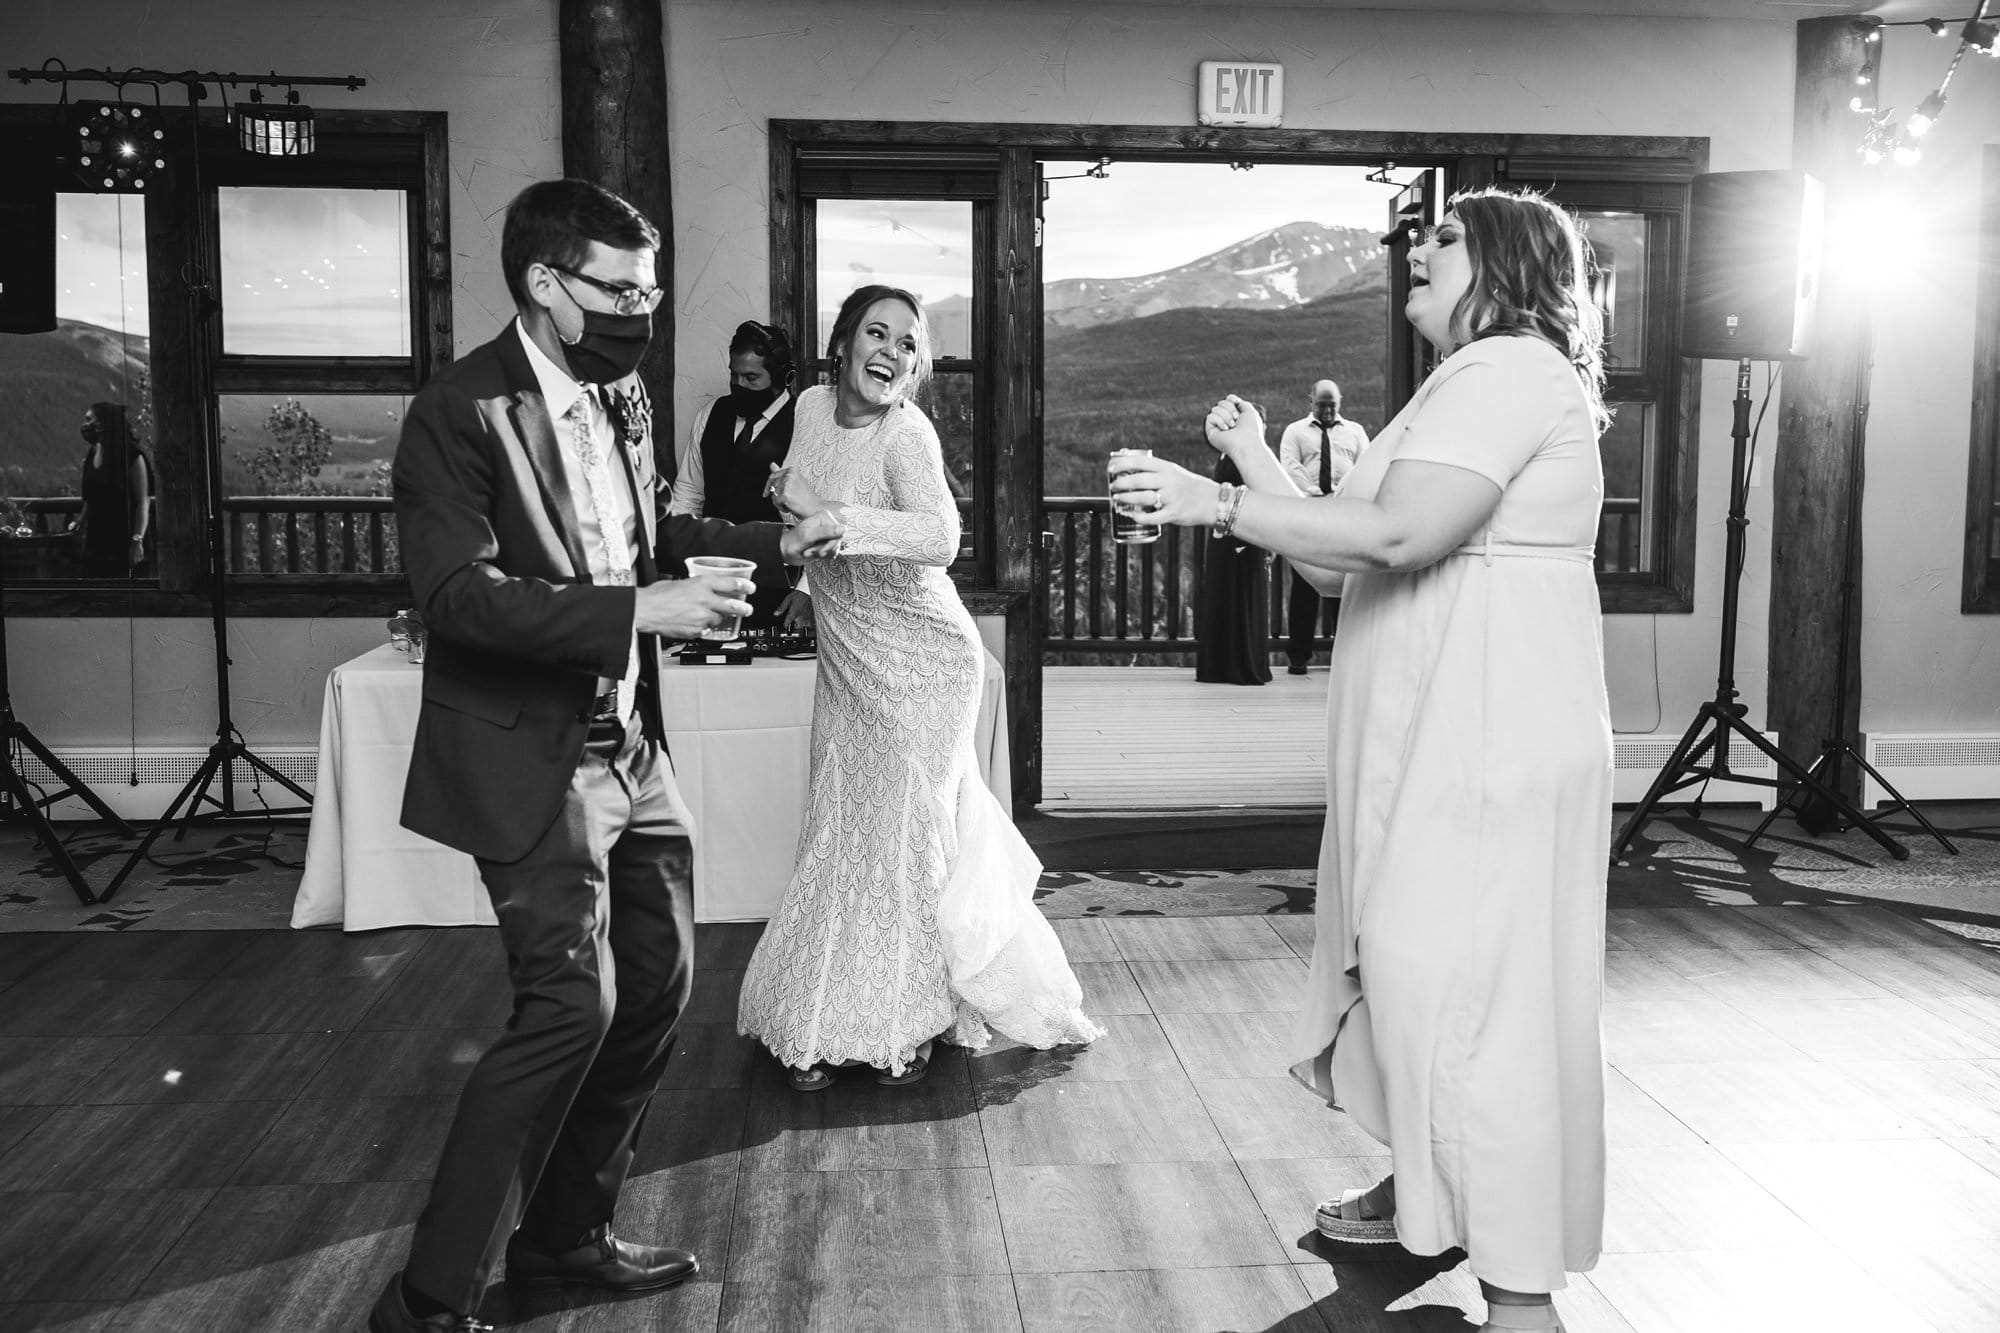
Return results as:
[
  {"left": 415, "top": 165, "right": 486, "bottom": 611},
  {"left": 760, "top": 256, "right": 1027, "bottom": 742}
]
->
[
  {"left": 0, "top": 130, "right": 57, "bottom": 335},
  {"left": 1681, "top": 170, "right": 1822, "bottom": 362}
]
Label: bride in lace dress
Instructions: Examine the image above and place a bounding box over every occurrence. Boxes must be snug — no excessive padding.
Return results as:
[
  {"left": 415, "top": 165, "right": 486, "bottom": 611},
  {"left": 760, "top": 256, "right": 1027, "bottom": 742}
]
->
[{"left": 737, "top": 285, "right": 1102, "bottom": 1089}]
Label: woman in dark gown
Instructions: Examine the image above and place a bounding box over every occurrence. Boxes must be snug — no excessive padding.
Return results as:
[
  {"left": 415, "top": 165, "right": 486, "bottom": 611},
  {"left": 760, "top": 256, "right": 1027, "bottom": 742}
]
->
[
  {"left": 72, "top": 402, "right": 154, "bottom": 578},
  {"left": 1194, "top": 451, "right": 1272, "bottom": 684}
]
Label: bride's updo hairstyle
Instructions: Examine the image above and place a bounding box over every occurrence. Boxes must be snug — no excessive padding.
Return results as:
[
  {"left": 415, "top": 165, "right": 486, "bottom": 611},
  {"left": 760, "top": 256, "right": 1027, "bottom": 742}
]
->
[
  {"left": 824, "top": 284, "right": 934, "bottom": 400},
  {"left": 1447, "top": 188, "right": 1609, "bottom": 434}
]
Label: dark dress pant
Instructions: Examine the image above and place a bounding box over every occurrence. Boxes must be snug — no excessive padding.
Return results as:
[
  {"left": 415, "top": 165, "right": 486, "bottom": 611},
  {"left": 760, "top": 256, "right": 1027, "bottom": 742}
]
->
[
  {"left": 403, "top": 718, "right": 695, "bottom": 1313},
  {"left": 1286, "top": 563, "right": 1340, "bottom": 667}
]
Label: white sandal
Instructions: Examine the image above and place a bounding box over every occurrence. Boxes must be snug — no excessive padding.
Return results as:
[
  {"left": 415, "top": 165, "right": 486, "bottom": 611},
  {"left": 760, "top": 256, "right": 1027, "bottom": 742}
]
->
[{"left": 1312, "top": 1187, "right": 1399, "bottom": 1244}]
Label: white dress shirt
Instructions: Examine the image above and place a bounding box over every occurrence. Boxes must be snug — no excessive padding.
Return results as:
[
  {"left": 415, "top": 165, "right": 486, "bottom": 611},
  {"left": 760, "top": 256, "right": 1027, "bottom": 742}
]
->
[
  {"left": 1278, "top": 413, "right": 1370, "bottom": 498},
  {"left": 517, "top": 321, "right": 640, "bottom": 721},
  {"left": 666, "top": 389, "right": 793, "bottom": 518}
]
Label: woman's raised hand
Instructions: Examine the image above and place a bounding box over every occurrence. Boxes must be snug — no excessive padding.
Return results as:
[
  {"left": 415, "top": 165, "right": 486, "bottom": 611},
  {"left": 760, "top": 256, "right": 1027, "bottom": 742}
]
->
[
  {"left": 1107, "top": 452, "right": 1218, "bottom": 530},
  {"left": 764, "top": 464, "right": 825, "bottom": 523},
  {"left": 1204, "top": 394, "right": 1266, "bottom": 457}
]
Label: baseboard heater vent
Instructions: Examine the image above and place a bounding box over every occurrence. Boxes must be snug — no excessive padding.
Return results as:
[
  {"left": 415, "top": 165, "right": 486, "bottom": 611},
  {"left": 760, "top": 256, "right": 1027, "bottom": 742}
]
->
[
  {"left": 1611, "top": 732, "right": 1778, "bottom": 810},
  {"left": 1863, "top": 733, "right": 2000, "bottom": 806},
  {"left": 11, "top": 746, "right": 319, "bottom": 823}
]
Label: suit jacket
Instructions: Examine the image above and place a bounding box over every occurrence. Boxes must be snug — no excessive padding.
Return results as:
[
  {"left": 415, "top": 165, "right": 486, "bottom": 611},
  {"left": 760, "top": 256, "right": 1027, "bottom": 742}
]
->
[{"left": 392, "top": 320, "right": 783, "bottom": 863}]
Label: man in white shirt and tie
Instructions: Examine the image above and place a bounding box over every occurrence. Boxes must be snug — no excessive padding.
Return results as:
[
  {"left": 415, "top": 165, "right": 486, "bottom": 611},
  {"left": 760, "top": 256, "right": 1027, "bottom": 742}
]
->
[{"left": 1275, "top": 379, "right": 1369, "bottom": 674}]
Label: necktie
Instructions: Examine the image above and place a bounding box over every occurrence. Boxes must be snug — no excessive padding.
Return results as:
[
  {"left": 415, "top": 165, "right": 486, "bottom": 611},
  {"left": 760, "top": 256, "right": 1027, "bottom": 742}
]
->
[
  {"left": 566, "top": 391, "right": 634, "bottom": 589},
  {"left": 1315, "top": 421, "right": 1334, "bottom": 495},
  {"left": 735, "top": 409, "right": 757, "bottom": 452}
]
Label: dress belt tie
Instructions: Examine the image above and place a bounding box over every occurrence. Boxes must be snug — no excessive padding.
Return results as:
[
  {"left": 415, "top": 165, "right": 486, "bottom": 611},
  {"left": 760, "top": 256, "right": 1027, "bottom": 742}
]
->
[{"left": 1449, "top": 532, "right": 1597, "bottom": 566}]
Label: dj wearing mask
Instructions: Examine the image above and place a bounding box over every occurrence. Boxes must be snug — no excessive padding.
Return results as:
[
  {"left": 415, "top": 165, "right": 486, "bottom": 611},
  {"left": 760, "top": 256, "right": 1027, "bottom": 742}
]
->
[
  {"left": 371, "top": 179, "right": 843, "bottom": 1333},
  {"left": 667, "top": 320, "right": 806, "bottom": 630},
  {"left": 667, "top": 320, "right": 796, "bottom": 524}
]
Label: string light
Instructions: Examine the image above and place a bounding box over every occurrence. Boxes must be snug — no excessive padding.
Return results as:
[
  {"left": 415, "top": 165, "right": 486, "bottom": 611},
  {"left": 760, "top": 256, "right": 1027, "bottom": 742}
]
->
[{"left": 1856, "top": 5, "right": 1994, "bottom": 165}]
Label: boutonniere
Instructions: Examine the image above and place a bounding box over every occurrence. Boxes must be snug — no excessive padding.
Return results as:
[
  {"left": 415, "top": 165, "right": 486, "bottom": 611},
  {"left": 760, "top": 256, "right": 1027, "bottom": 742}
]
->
[{"left": 609, "top": 386, "right": 652, "bottom": 456}]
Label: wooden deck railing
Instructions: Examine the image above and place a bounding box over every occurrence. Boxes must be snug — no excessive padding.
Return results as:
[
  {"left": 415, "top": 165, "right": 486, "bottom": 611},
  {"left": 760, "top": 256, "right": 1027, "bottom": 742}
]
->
[
  {"left": 1040, "top": 495, "right": 1645, "bottom": 654},
  {"left": 10, "top": 490, "right": 1653, "bottom": 628}
]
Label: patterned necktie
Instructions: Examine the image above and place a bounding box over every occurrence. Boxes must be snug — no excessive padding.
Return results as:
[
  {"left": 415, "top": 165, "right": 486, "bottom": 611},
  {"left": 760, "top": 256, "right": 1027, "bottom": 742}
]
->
[
  {"left": 1315, "top": 421, "right": 1334, "bottom": 495},
  {"left": 566, "top": 390, "right": 634, "bottom": 588}
]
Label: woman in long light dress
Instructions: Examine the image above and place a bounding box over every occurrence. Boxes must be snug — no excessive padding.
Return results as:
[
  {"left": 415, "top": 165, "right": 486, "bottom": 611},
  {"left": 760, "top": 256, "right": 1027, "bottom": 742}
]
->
[
  {"left": 738, "top": 284, "right": 1102, "bottom": 1089},
  {"left": 1110, "top": 190, "right": 1612, "bottom": 1333}
]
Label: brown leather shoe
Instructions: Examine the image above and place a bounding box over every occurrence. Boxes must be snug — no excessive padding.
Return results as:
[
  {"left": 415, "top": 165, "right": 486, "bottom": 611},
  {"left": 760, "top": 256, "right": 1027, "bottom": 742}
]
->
[
  {"left": 504, "top": 1224, "right": 698, "bottom": 1293},
  {"left": 366, "top": 1274, "right": 492, "bottom": 1332}
]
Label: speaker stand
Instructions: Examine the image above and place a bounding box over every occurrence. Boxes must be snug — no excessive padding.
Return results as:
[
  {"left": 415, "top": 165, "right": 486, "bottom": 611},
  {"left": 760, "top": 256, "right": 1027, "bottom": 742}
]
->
[
  {"left": 1611, "top": 360, "right": 1907, "bottom": 864},
  {"left": 0, "top": 566, "right": 132, "bottom": 905},
  {"left": 1741, "top": 322, "right": 1955, "bottom": 857}
]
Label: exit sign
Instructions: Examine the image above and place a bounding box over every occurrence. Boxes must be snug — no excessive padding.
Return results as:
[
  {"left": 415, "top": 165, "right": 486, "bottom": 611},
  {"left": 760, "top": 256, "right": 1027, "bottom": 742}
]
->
[{"left": 1197, "top": 60, "right": 1284, "bottom": 128}]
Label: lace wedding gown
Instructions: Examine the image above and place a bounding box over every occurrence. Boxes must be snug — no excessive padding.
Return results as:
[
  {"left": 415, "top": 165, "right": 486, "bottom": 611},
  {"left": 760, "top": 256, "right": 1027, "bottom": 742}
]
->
[{"left": 736, "top": 386, "right": 1102, "bottom": 1076}]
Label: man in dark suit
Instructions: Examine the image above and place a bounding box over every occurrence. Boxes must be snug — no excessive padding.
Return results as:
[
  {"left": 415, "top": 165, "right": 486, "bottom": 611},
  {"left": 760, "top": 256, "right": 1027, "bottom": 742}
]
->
[{"left": 370, "top": 179, "right": 841, "bottom": 1333}]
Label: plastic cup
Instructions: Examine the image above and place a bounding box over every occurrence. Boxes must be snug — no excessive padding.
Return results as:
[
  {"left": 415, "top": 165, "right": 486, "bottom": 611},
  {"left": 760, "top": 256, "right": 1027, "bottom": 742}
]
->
[
  {"left": 1108, "top": 448, "right": 1161, "bottom": 545},
  {"left": 685, "top": 555, "right": 758, "bottom": 640}
]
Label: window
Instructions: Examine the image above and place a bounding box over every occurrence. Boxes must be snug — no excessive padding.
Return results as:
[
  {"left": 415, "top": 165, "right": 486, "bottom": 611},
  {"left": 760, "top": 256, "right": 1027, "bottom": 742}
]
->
[
  {"left": 785, "top": 147, "right": 1000, "bottom": 582},
  {"left": 1506, "top": 168, "right": 1700, "bottom": 614},
  {"left": 0, "top": 104, "right": 448, "bottom": 610},
  {"left": 0, "top": 193, "right": 152, "bottom": 583},
  {"left": 1965, "top": 145, "right": 2000, "bottom": 612},
  {"left": 813, "top": 198, "right": 977, "bottom": 525}
]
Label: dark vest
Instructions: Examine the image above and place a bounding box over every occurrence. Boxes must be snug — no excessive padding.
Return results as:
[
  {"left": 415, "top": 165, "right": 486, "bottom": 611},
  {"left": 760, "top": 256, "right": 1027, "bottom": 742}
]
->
[{"left": 699, "top": 394, "right": 795, "bottom": 523}]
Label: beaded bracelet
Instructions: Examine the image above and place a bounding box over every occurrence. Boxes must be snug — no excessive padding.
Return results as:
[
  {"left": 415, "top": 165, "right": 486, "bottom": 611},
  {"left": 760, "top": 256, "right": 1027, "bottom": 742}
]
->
[{"left": 1212, "top": 483, "right": 1246, "bottom": 538}]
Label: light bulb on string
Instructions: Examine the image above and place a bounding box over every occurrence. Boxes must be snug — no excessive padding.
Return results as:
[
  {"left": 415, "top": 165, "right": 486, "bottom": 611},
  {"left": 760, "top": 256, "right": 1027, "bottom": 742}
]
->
[
  {"left": 1906, "top": 91, "right": 1947, "bottom": 135},
  {"left": 1892, "top": 133, "right": 1923, "bottom": 167}
]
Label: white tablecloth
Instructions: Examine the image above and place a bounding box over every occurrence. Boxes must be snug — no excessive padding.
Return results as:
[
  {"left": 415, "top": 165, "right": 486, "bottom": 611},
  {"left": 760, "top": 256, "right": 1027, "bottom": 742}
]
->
[{"left": 293, "top": 642, "right": 1011, "bottom": 931}]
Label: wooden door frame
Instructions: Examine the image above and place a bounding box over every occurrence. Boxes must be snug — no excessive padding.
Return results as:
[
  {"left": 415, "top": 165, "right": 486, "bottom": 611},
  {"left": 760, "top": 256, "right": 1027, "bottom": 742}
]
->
[{"left": 769, "top": 120, "right": 1705, "bottom": 806}]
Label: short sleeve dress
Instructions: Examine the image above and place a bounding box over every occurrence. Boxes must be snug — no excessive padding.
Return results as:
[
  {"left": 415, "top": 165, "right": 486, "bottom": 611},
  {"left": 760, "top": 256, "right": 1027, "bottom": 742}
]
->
[{"left": 1290, "top": 336, "right": 1614, "bottom": 1293}]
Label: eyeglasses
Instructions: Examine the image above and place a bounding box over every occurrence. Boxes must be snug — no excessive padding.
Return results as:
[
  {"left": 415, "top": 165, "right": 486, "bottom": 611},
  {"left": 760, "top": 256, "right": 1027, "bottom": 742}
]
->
[{"left": 548, "top": 264, "right": 664, "bottom": 316}]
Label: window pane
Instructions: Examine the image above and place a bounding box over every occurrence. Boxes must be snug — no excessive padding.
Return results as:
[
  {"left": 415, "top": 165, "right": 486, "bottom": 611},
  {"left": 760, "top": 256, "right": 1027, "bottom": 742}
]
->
[
  {"left": 1578, "top": 211, "right": 1649, "bottom": 373},
  {"left": 0, "top": 193, "right": 153, "bottom": 582},
  {"left": 814, "top": 199, "right": 973, "bottom": 358},
  {"left": 913, "top": 371, "right": 975, "bottom": 562},
  {"left": 219, "top": 187, "right": 410, "bottom": 356},
  {"left": 219, "top": 393, "right": 407, "bottom": 575},
  {"left": 1598, "top": 402, "right": 1654, "bottom": 574}
]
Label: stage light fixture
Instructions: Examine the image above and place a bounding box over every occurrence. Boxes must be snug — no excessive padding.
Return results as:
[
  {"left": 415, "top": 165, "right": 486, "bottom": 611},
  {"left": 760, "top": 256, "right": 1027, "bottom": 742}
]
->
[
  {"left": 68, "top": 101, "right": 168, "bottom": 192},
  {"left": 236, "top": 87, "right": 315, "bottom": 156}
]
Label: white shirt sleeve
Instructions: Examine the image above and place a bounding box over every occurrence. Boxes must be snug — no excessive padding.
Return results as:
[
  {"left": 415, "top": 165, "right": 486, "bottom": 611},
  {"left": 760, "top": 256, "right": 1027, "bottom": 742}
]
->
[{"left": 666, "top": 399, "right": 713, "bottom": 517}]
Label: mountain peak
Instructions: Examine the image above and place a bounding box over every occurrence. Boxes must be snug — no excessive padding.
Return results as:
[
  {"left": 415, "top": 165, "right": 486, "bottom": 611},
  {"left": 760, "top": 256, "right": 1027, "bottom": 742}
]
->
[{"left": 1046, "top": 221, "right": 1386, "bottom": 329}]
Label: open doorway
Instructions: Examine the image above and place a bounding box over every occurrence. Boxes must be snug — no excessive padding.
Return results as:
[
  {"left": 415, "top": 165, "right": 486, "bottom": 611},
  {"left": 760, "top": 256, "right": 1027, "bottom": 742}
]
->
[{"left": 1036, "top": 158, "right": 1418, "bottom": 807}]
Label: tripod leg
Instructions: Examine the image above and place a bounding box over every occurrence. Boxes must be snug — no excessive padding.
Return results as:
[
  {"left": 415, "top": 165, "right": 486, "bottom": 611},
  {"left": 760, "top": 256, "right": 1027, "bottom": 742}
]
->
[
  {"left": 8, "top": 726, "right": 135, "bottom": 836},
  {"left": 1, "top": 759, "right": 96, "bottom": 906},
  {"left": 99, "top": 748, "right": 229, "bottom": 904},
  {"left": 1720, "top": 718, "right": 1908, "bottom": 860},
  {"left": 1847, "top": 749, "right": 1958, "bottom": 855},
  {"left": 1743, "top": 748, "right": 1833, "bottom": 850},
  {"left": 1611, "top": 706, "right": 1725, "bottom": 862},
  {"left": 226, "top": 744, "right": 314, "bottom": 813}
]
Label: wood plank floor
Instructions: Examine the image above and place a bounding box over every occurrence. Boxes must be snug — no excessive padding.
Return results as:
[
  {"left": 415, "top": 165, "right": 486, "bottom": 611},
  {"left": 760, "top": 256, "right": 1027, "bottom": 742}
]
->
[
  {"left": 4, "top": 907, "right": 1999, "bottom": 1331},
  {"left": 1042, "top": 666, "right": 1328, "bottom": 809}
]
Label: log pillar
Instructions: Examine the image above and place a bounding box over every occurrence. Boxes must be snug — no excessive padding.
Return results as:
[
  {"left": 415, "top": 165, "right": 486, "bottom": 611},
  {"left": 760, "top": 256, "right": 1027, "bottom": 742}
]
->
[
  {"left": 559, "top": 0, "right": 674, "bottom": 476},
  {"left": 1769, "top": 17, "right": 1876, "bottom": 796}
]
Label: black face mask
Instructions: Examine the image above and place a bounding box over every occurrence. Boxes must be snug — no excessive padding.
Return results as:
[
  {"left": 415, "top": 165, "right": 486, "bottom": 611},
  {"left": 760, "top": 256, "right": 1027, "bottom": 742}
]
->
[
  {"left": 731, "top": 383, "right": 779, "bottom": 420},
  {"left": 559, "top": 307, "right": 653, "bottom": 386},
  {"left": 81, "top": 422, "right": 102, "bottom": 443}
]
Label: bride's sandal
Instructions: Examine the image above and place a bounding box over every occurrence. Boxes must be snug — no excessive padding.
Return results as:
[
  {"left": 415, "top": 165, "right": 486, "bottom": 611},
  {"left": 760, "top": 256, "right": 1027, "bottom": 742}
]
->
[
  {"left": 1481, "top": 1301, "right": 1563, "bottom": 1332},
  {"left": 787, "top": 1063, "right": 835, "bottom": 1093},
  {"left": 1312, "top": 1184, "right": 1399, "bottom": 1244}
]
